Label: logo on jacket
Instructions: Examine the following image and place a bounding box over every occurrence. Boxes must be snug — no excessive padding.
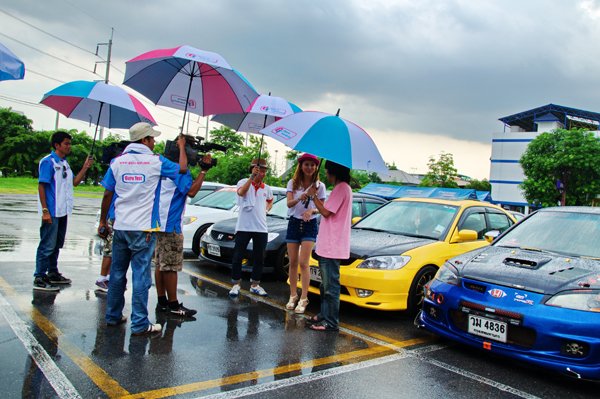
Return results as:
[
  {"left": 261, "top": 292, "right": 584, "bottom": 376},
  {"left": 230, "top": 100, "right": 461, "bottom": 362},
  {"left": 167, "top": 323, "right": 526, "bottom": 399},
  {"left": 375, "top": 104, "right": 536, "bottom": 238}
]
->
[
  {"left": 122, "top": 173, "right": 146, "bottom": 184},
  {"left": 487, "top": 288, "right": 507, "bottom": 298}
]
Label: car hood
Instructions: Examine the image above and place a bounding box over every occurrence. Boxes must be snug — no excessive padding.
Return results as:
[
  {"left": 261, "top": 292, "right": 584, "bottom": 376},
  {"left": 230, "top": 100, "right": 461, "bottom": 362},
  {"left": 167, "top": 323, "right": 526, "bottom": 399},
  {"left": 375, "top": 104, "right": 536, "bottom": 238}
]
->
[
  {"left": 453, "top": 246, "right": 600, "bottom": 294},
  {"left": 185, "top": 205, "right": 234, "bottom": 218},
  {"left": 349, "top": 229, "right": 435, "bottom": 258},
  {"left": 210, "top": 216, "right": 289, "bottom": 234}
]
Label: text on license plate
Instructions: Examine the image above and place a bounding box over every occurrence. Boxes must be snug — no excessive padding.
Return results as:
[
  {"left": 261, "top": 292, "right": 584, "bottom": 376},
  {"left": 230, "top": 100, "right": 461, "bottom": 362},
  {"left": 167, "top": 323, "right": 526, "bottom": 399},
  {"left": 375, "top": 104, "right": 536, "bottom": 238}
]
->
[
  {"left": 468, "top": 315, "right": 507, "bottom": 343},
  {"left": 309, "top": 266, "right": 321, "bottom": 282},
  {"left": 207, "top": 244, "right": 220, "bottom": 257}
]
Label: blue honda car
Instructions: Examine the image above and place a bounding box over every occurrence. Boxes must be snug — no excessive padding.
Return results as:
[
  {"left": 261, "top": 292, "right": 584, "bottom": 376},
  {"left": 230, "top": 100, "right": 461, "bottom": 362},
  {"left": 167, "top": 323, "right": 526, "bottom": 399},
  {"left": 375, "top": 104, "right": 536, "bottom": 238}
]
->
[{"left": 418, "top": 206, "right": 600, "bottom": 380}]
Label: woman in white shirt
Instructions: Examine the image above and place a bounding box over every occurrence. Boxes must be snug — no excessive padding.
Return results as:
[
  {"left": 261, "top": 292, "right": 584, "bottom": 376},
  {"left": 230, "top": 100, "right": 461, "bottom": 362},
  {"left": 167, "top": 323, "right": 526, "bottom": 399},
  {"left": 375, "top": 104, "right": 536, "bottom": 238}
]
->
[{"left": 285, "top": 153, "right": 326, "bottom": 313}]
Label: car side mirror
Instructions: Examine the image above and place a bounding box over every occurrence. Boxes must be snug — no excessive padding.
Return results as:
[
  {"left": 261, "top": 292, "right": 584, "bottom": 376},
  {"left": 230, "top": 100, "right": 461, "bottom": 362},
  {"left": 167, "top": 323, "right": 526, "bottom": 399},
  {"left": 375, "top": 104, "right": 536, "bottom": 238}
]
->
[
  {"left": 352, "top": 216, "right": 362, "bottom": 224},
  {"left": 484, "top": 230, "right": 500, "bottom": 243},
  {"left": 451, "top": 229, "right": 478, "bottom": 243}
]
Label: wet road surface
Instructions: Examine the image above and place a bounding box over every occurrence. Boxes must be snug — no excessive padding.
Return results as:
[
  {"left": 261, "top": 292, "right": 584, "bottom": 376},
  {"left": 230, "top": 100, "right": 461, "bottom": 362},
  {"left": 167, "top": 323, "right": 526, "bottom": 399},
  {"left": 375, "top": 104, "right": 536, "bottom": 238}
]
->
[{"left": 0, "top": 195, "right": 597, "bottom": 398}]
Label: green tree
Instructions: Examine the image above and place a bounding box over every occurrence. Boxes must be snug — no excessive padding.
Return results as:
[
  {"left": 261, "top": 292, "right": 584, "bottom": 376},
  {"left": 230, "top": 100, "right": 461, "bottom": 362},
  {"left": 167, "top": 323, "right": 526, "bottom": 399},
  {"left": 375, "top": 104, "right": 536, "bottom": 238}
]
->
[
  {"left": 419, "top": 152, "right": 458, "bottom": 188},
  {"left": 209, "top": 126, "right": 244, "bottom": 155},
  {"left": 465, "top": 178, "right": 491, "bottom": 191},
  {"left": 520, "top": 128, "right": 600, "bottom": 206}
]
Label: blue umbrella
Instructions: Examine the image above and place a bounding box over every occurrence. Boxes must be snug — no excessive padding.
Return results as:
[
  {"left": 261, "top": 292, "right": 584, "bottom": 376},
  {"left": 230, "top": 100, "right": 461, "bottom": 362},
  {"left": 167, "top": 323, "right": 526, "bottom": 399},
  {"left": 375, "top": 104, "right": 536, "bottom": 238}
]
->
[{"left": 0, "top": 42, "right": 25, "bottom": 82}]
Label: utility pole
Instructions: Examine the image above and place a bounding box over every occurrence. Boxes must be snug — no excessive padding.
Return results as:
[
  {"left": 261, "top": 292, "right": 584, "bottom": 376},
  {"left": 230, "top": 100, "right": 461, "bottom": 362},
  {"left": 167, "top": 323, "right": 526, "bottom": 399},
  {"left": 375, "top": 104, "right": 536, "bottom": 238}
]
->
[{"left": 94, "top": 28, "right": 114, "bottom": 141}]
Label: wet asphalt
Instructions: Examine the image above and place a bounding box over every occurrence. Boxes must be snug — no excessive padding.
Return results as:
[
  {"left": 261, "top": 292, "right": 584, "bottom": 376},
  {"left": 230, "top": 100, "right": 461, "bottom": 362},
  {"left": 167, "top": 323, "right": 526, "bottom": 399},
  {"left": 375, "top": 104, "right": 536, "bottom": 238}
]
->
[{"left": 0, "top": 194, "right": 597, "bottom": 398}]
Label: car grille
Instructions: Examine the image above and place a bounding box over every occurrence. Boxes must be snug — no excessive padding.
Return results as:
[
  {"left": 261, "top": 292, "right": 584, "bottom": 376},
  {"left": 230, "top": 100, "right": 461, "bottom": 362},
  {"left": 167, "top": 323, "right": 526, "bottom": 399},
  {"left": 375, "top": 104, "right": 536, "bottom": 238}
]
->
[
  {"left": 211, "top": 231, "right": 235, "bottom": 242},
  {"left": 202, "top": 246, "right": 235, "bottom": 263},
  {"left": 308, "top": 279, "right": 350, "bottom": 296},
  {"left": 449, "top": 301, "right": 536, "bottom": 348}
]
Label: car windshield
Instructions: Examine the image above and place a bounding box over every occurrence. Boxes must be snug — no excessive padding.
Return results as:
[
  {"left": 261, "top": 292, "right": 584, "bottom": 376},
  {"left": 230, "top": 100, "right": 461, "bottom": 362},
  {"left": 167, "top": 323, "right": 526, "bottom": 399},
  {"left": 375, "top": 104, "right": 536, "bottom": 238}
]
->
[
  {"left": 193, "top": 190, "right": 237, "bottom": 210},
  {"left": 189, "top": 188, "right": 218, "bottom": 205},
  {"left": 494, "top": 211, "right": 600, "bottom": 258},
  {"left": 353, "top": 201, "right": 459, "bottom": 240},
  {"left": 268, "top": 197, "right": 289, "bottom": 219}
]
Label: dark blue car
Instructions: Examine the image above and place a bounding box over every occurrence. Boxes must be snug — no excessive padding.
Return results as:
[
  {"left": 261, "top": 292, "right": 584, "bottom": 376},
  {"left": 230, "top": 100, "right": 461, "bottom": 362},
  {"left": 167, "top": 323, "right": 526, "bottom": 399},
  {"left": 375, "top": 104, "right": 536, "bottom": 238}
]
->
[{"left": 418, "top": 206, "right": 600, "bottom": 380}]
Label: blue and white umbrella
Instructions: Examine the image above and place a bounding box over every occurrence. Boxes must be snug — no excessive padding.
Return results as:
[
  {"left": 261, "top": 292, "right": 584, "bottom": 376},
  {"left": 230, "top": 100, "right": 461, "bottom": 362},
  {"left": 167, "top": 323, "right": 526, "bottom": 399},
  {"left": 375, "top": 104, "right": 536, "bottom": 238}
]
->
[
  {"left": 259, "top": 110, "right": 388, "bottom": 173},
  {"left": 0, "top": 42, "right": 25, "bottom": 82}
]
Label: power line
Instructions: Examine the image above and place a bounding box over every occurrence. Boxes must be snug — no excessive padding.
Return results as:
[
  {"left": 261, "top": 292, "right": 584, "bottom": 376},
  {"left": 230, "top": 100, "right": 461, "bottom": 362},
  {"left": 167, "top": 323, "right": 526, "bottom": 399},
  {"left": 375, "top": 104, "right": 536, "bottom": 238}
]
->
[
  {"left": 27, "top": 69, "right": 66, "bottom": 83},
  {"left": 0, "top": 32, "right": 98, "bottom": 76},
  {"left": 0, "top": 94, "right": 46, "bottom": 108},
  {"left": 0, "top": 8, "right": 95, "bottom": 55}
]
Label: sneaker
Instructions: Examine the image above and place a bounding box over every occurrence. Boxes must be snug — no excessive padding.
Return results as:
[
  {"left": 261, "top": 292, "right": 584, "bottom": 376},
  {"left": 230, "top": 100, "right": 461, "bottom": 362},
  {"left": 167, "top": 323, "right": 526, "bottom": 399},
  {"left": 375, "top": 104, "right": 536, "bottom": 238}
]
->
[
  {"left": 106, "top": 315, "right": 127, "bottom": 326},
  {"left": 33, "top": 276, "right": 59, "bottom": 292},
  {"left": 169, "top": 302, "right": 197, "bottom": 317},
  {"left": 249, "top": 285, "right": 268, "bottom": 297},
  {"left": 155, "top": 303, "right": 169, "bottom": 312},
  {"left": 94, "top": 280, "right": 109, "bottom": 293},
  {"left": 132, "top": 323, "right": 162, "bottom": 336},
  {"left": 47, "top": 272, "right": 71, "bottom": 285},
  {"left": 229, "top": 284, "right": 241, "bottom": 297}
]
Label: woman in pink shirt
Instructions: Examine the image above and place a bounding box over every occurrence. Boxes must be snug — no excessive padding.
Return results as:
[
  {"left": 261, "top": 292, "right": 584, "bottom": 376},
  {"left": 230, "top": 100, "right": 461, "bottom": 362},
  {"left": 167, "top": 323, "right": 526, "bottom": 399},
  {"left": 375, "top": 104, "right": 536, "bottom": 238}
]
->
[{"left": 305, "top": 160, "right": 352, "bottom": 331}]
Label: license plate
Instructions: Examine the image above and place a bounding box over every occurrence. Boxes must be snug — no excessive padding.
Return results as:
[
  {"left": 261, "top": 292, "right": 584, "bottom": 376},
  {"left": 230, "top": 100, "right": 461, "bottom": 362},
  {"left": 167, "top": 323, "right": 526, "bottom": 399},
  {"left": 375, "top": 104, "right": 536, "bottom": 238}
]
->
[
  {"left": 207, "top": 244, "right": 220, "bottom": 257},
  {"left": 309, "top": 266, "right": 321, "bottom": 282},
  {"left": 468, "top": 315, "right": 507, "bottom": 343}
]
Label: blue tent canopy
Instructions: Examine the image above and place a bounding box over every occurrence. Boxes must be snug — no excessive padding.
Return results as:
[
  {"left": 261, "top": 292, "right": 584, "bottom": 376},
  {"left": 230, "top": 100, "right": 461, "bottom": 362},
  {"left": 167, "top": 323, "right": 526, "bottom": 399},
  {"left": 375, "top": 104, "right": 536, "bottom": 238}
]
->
[{"left": 359, "top": 183, "right": 491, "bottom": 202}]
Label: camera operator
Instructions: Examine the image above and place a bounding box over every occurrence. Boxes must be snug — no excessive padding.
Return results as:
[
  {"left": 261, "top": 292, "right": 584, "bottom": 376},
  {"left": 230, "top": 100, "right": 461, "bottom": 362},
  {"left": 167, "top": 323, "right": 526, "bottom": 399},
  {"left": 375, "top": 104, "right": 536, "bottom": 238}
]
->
[
  {"left": 98, "top": 122, "right": 188, "bottom": 336},
  {"left": 154, "top": 153, "right": 213, "bottom": 318}
]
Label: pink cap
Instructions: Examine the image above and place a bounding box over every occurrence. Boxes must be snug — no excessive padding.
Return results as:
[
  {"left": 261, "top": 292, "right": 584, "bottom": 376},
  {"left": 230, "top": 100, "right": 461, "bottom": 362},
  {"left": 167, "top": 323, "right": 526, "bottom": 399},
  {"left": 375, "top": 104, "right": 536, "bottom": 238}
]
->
[{"left": 298, "top": 153, "right": 319, "bottom": 165}]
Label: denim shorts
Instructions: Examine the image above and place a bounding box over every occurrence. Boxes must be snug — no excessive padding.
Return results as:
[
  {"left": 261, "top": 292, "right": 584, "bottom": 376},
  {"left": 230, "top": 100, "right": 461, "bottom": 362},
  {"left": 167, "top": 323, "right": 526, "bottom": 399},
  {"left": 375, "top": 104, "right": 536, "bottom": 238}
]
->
[{"left": 286, "top": 216, "right": 318, "bottom": 243}]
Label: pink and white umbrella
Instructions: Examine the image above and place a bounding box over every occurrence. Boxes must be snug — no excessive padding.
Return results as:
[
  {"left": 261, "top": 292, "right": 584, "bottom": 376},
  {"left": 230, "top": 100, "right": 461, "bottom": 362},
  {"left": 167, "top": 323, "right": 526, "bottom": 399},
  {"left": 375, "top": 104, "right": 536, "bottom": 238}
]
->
[
  {"left": 123, "top": 45, "right": 259, "bottom": 133},
  {"left": 40, "top": 80, "right": 156, "bottom": 153}
]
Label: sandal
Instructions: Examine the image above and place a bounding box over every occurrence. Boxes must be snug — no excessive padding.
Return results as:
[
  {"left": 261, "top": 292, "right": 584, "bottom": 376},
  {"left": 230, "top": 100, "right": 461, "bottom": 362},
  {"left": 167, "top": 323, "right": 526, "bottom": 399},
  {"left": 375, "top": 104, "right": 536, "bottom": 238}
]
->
[
  {"left": 285, "top": 295, "right": 299, "bottom": 310},
  {"left": 294, "top": 298, "right": 309, "bottom": 314},
  {"left": 308, "top": 321, "right": 338, "bottom": 332}
]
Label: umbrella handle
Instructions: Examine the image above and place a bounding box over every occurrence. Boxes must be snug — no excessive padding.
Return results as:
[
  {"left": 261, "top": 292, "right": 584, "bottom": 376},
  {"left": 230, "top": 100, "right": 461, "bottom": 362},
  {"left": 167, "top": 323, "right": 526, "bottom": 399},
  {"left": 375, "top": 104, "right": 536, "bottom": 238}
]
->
[
  {"left": 303, "top": 159, "right": 322, "bottom": 208},
  {"left": 89, "top": 102, "right": 104, "bottom": 158}
]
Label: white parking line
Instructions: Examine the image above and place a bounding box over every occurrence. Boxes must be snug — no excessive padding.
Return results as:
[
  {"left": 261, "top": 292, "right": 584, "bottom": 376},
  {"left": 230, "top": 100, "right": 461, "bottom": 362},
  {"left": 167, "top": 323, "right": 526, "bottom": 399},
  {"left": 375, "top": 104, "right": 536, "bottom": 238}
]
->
[{"left": 0, "top": 291, "right": 82, "bottom": 399}]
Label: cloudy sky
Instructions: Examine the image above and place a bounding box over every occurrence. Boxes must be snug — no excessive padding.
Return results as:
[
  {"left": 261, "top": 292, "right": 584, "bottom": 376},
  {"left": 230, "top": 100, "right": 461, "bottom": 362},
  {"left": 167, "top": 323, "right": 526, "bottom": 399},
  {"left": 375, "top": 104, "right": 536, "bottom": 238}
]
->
[{"left": 2, "top": 0, "right": 600, "bottom": 179}]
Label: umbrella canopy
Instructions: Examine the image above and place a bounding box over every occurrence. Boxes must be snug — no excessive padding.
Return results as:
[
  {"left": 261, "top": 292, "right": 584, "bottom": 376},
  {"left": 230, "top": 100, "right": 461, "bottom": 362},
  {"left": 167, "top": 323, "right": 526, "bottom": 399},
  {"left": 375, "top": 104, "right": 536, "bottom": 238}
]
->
[
  {"left": 123, "top": 45, "right": 259, "bottom": 132},
  {"left": 40, "top": 80, "right": 157, "bottom": 154},
  {"left": 41, "top": 80, "right": 156, "bottom": 128},
  {"left": 0, "top": 42, "right": 25, "bottom": 81},
  {"left": 212, "top": 94, "right": 302, "bottom": 133},
  {"left": 259, "top": 111, "right": 388, "bottom": 173}
]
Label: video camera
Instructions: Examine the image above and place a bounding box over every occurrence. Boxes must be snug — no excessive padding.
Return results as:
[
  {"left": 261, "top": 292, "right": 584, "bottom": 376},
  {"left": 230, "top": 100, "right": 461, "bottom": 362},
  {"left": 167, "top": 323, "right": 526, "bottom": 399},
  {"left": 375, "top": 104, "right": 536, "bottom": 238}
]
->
[
  {"left": 101, "top": 141, "right": 130, "bottom": 165},
  {"left": 164, "top": 135, "right": 227, "bottom": 168}
]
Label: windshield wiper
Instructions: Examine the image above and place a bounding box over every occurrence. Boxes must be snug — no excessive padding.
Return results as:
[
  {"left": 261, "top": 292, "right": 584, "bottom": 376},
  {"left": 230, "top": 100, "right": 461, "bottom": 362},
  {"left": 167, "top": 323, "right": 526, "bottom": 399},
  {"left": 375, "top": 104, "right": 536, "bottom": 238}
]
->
[
  {"left": 399, "top": 232, "right": 435, "bottom": 240},
  {"left": 268, "top": 214, "right": 286, "bottom": 219},
  {"left": 353, "top": 227, "right": 389, "bottom": 233}
]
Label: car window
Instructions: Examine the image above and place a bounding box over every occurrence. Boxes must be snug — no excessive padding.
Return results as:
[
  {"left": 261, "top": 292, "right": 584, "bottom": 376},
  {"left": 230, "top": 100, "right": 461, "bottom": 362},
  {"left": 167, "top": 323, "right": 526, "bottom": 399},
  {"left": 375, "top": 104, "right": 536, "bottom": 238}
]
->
[
  {"left": 487, "top": 211, "right": 512, "bottom": 233},
  {"left": 352, "top": 200, "right": 362, "bottom": 218},
  {"left": 268, "top": 197, "right": 289, "bottom": 218},
  {"left": 189, "top": 188, "right": 216, "bottom": 205},
  {"left": 494, "top": 211, "right": 600, "bottom": 258},
  {"left": 459, "top": 212, "right": 486, "bottom": 239},
  {"left": 364, "top": 201, "right": 382, "bottom": 215},
  {"left": 194, "top": 190, "right": 237, "bottom": 210},
  {"left": 354, "top": 201, "right": 459, "bottom": 240}
]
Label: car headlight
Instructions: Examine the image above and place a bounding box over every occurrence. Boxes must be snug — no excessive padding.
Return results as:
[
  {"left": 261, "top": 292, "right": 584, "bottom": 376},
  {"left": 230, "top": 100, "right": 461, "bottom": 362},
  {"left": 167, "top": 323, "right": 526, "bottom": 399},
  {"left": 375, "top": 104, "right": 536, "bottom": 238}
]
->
[
  {"left": 545, "top": 290, "right": 600, "bottom": 312},
  {"left": 434, "top": 262, "right": 460, "bottom": 285},
  {"left": 267, "top": 233, "right": 279, "bottom": 242},
  {"left": 183, "top": 216, "right": 198, "bottom": 225},
  {"left": 357, "top": 255, "right": 411, "bottom": 270}
]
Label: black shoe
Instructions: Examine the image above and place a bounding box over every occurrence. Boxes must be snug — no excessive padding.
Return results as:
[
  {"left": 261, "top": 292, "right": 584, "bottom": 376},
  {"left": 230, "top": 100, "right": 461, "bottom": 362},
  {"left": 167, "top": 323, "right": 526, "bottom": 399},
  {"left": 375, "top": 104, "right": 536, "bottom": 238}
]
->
[
  {"left": 169, "top": 302, "right": 197, "bottom": 317},
  {"left": 47, "top": 272, "right": 71, "bottom": 285},
  {"left": 155, "top": 303, "right": 169, "bottom": 313},
  {"left": 106, "top": 315, "right": 127, "bottom": 326},
  {"left": 33, "top": 276, "right": 59, "bottom": 292}
]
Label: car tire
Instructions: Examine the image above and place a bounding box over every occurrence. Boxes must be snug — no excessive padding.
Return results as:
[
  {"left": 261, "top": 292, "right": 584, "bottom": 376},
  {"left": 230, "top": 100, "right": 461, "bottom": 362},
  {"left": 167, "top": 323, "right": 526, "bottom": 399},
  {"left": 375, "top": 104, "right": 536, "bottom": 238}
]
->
[
  {"left": 191, "top": 224, "right": 212, "bottom": 257},
  {"left": 274, "top": 246, "right": 290, "bottom": 281},
  {"left": 407, "top": 265, "right": 437, "bottom": 315}
]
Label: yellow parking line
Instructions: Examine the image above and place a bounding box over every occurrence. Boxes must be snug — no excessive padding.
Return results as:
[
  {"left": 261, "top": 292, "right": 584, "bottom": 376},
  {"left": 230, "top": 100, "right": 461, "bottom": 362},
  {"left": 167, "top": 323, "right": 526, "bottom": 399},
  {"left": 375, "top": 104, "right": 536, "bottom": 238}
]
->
[
  {"left": 0, "top": 277, "right": 130, "bottom": 398},
  {"left": 123, "top": 344, "right": 395, "bottom": 399}
]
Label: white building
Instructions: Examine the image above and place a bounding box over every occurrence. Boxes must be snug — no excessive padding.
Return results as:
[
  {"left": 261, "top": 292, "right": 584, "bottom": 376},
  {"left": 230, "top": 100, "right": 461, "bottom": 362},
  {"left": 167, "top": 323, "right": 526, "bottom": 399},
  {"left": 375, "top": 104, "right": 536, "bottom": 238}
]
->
[{"left": 490, "top": 104, "right": 600, "bottom": 212}]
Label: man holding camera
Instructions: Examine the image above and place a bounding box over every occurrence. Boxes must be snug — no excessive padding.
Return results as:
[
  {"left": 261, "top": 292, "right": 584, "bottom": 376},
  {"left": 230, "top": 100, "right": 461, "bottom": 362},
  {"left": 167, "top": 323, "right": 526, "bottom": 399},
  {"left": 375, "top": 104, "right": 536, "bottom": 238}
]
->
[
  {"left": 98, "top": 122, "right": 187, "bottom": 336},
  {"left": 154, "top": 153, "right": 213, "bottom": 318},
  {"left": 34, "top": 131, "right": 93, "bottom": 291}
]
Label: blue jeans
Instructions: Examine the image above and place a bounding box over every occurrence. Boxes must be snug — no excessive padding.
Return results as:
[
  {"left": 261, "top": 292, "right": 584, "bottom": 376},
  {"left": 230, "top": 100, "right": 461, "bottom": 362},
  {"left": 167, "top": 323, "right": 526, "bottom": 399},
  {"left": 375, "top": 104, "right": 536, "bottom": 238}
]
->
[
  {"left": 106, "top": 230, "right": 156, "bottom": 333},
  {"left": 318, "top": 257, "right": 341, "bottom": 329},
  {"left": 35, "top": 216, "right": 67, "bottom": 278},
  {"left": 231, "top": 231, "right": 267, "bottom": 283}
]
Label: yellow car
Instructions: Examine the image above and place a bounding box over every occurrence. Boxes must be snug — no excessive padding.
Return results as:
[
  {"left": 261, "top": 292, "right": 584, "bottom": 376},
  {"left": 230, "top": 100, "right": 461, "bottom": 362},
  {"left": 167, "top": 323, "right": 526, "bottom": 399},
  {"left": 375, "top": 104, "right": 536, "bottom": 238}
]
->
[{"left": 302, "top": 198, "right": 516, "bottom": 313}]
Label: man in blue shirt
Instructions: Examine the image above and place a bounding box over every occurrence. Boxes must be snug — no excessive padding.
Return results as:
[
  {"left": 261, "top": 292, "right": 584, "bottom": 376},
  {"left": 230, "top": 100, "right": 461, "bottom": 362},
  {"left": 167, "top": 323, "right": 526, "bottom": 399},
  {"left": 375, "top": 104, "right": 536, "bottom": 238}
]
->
[
  {"left": 98, "top": 122, "right": 187, "bottom": 336},
  {"left": 154, "top": 155, "right": 212, "bottom": 318},
  {"left": 34, "top": 131, "right": 93, "bottom": 291}
]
